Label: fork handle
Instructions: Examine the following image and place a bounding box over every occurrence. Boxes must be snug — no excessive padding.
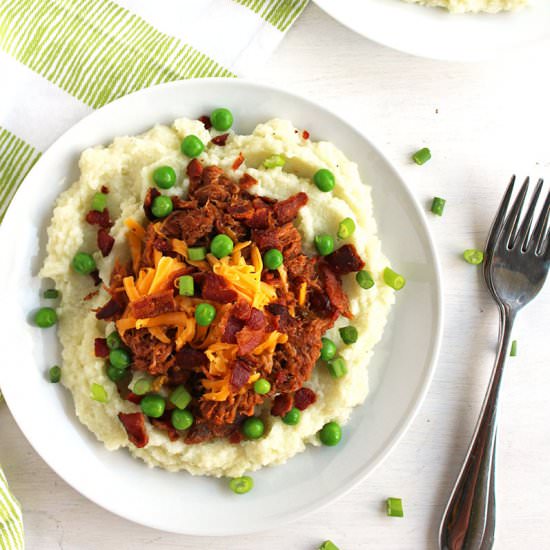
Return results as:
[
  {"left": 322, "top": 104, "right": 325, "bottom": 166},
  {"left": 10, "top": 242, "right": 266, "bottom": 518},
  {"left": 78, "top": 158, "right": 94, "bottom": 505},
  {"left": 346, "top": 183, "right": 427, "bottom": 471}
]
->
[{"left": 439, "top": 307, "right": 514, "bottom": 550}]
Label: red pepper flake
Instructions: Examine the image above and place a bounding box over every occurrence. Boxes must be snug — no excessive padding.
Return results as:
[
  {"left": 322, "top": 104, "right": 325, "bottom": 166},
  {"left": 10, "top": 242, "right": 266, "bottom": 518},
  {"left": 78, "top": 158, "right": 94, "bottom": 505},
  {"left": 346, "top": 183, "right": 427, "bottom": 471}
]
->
[
  {"left": 210, "top": 133, "right": 229, "bottom": 146},
  {"left": 302, "top": 130, "right": 310, "bottom": 140},
  {"left": 100, "top": 185, "right": 109, "bottom": 194},
  {"left": 232, "top": 152, "right": 245, "bottom": 171},
  {"left": 198, "top": 115, "right": 212, "bottom": 130},
  {"left": 94, "top": 338, "right": 109, "bottom": 358},
  {"left": 97, "top": 228, "right": 115, "bottom": 257}
]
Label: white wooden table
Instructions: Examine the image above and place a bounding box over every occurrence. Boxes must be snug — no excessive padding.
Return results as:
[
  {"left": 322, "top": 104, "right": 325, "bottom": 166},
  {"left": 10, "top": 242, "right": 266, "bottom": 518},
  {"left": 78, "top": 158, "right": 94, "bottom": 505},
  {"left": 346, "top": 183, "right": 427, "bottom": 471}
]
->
[{"left": 1, "top": 4, "right": 549, "bottom": 549}]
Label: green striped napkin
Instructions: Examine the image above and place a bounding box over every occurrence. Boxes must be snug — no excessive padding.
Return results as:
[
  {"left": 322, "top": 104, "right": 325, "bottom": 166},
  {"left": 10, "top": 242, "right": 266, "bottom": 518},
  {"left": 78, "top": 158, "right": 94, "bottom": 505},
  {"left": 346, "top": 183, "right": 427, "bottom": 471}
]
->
[{"left": 0, "top": 1, "right": 308, "bottom": 546}]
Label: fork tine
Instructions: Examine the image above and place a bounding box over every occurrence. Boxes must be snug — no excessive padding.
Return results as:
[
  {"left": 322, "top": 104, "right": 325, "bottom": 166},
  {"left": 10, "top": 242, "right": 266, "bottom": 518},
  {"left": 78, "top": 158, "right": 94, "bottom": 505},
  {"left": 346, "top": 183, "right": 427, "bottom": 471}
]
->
[
  {"left": 531, "top": 187, "right": 550, "bottom": 255},
  {"left": 518, "top": 179, "right": 544, "bottom": 251},
  {"left": 485, "top": 175, "right": 516, "bottom": 254},
  {"left": 501, "top": 176, "right": 529, "bottom": 249}
]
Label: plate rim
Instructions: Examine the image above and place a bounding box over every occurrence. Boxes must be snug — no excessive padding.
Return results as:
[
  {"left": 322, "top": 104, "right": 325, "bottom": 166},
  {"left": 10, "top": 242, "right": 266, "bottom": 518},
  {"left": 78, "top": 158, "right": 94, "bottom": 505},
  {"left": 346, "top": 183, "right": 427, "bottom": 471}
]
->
[{"left": 0, "top": 77, "right": 443, "bottom": 535}]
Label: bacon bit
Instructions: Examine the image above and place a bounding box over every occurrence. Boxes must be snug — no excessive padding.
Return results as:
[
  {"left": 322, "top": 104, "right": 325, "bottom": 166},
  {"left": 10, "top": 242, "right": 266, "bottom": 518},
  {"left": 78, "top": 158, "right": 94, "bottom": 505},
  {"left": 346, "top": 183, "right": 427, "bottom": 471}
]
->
[
  {"left": 236, "top": 328, "right": 266, "bottom": 356},
  {"left": 90, "top": 269, "right": 102, "bottom": 286},
  {"left": 118, "top": 412, "right": 148, "bottom": 448},
  {"left": 97, "top": 228, "right": 115, "bottom": 257},
  {"left": 233, "top": 300, "right": 252, "bottom": 321},
  {"left": 273, "top": 192, "right": 308, "bottom": 224},
  {"left": 201, "top": 272, "right": 238, "bottom": 304},
  {"left": 319, "top": 262, "right": 351, "bottom": 319},
  {"left": 239, "top": 173, "right": 257, "bottom": 189},
  {"left": 232, "top": 152, "right": 245, "bottom": 170},
  {"left": 294, "top": 387, "right": 316, "bottom": 411},
  {"left": 198, "top": 115, "right": 212, "bottom": 129},
  {"left": 325, "top": 244, "right": 365, "bottom": 276},
  {"left": 151, "top": 418, "right": 179, "bottom": 441},
  {"left": 94, "top": 338, "right": 109, "bottom": 358},
  {"left": 83, "top": 290, "right": 100, "bottom": 301},
  {"left": 228, "top": 429, "right": 245, "bottom": 444},
  {"left": 271, "top": 393, "right": 293, "bottom": 417},
  {"left": 302, "top": 130, "right": 310, "bottom": 140},
  {"left": 222, "top": 316, "right": 244, "bottom": 344},
  {"left": 129, "top": 290, "right": 176, "bottom": 319},
  {"left": 230, "top": 361, "right": 251, "bottom": 390},
  {"left": 85, "top": 208, "right": 112, "bottom": 229},
  {"left": 211, "top": 133, "right": 229, "bottom": 146},
  {"left": 247, "top": 308, "right": 265, "bottom": 330},
  {"left": 95, "top": 298, "right": 124, "bottom": 320},
  {"left": 175, "top": 346, "right": 208, "bottom": 368},
  {"left": 143, "top": 187, "right": 161, "bottom": 221},
  {"left": 126, "top": 392, "right": 143, "bottom": 405},
  {"left": 100, "top": 185, "right": 109, "bottom": 194},
  {"left": 187, "top": 158, "right": 203, "bottom": 180}
]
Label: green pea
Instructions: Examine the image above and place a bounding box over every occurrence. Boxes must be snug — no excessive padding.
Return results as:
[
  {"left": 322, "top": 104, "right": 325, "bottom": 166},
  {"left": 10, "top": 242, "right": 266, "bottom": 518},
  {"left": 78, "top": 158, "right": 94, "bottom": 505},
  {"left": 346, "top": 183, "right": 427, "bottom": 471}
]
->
[
  {"left": 34, "top": 307, "right": 57, "bottom": 328},
  {"left": 282, "top": 407, "right": 301, "bottom": 426},
  {"left": 140, "top": 394, "right": 166, "bottom": 418},
  {"left": 171, "top": 409, "right": 194, "bottom": 430},
  {"left": 314, "top": 234, "right": 334, "bottom": 256},
  {"left": 72, "top": 252, "right": 96, "bottom": 275},
  {"left": 253, "top": 378, "right": 271, "bottom": 395},
  {"left": 263, "top": 249, "right": 283, "bottom": 270},
  {"left": 210, "top": 108, "right": 234, "bottom": 131},
  {"left": 49, "top": 366, "right": 61, "bottom": 383},
  {"left": 106, "top": 331, "right": 123, "bottom": 350},
  {"left": 109, "top": 348, "right": 131, "bottom": 369},
  {"left": 181, "top": 135, "right": 205, "bottom": 158},
  {"left": 195, "top": 303, "right": 216, "bottom": 327},
  {"left": 337, "top": 217, "right": 356, "bottom": 240},
  {"left": 210, "top": 234, "right": 234, "bottom": 259},
  {"left": 153, "top": 166, "right": 177, "bottom": 189},
  {"left": 313, "top": 169, "right": 335, "bottom": 192},
  {"left": 43, "top": 289, "right": 59, "bottom": 299},
  {"left": 320, "top": 337, "right": 337, "bottom": 361},
  {"left": 169, "top": 385, "right": 191, "bottom": 409},
  {"left": 132, "top": 378, "right": 152, "bottom": 395},
  {"left": 151, "top": 195, "right": 173, "bottom": 218},
  {"left": 229, "top": 476, "right": 254, "bottom": 495},
  {"left": 319, "top": 421, "right": 342, "bottom": 446},
  {"left": 339, "top": 326, "right": 358, "bottom": 345},
  {"left": 106, "top": 364, "right": 126, "bottom": 382},
  {"left": 356, "top": 270, "right": 374, "bottom": 289},
  {"left": 91, "top": 192, "right": 107, "bottom": 212},
  {"left": 242, "top": 417, "right": 265, "bottom": 439}
]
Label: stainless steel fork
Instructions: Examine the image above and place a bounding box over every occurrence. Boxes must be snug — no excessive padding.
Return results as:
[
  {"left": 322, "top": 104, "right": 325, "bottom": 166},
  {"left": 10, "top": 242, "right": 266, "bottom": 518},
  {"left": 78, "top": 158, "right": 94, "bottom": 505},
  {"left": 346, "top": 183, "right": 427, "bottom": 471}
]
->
[{"left": 439, "top": 176, "right": 550, "bottom": 550}]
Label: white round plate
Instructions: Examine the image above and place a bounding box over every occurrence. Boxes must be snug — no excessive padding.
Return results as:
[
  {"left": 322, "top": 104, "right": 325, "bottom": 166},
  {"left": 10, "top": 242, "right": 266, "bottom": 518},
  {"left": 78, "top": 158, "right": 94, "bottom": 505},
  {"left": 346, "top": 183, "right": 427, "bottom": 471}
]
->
[
  {"left": 314, "top": 0, "right": 550, "bottom": 61},
  {"left": 0, "top": 79, "right": 442, "bottom": 535}
]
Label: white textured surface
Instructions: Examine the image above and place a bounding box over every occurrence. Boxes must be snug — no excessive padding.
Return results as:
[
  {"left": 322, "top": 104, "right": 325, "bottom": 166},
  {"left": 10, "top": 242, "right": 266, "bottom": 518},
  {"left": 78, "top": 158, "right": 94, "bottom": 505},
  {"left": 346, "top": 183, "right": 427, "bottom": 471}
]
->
[{"left": 1, "top": 4, "right": 549, "bottom": 548}]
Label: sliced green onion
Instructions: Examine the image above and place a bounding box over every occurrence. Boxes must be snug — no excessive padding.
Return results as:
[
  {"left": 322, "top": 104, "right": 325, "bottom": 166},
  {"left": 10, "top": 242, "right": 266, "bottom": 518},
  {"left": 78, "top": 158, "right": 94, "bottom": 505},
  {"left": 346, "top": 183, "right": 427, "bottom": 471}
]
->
[
  {"left": 49, "top": 366, "right": 61, "bottom": 383},
  {"left": 229, "top": 476, "right": 254, "bottom": 494},
  {"left": 43, "top": 289, "right": 59, "bottom": 299},
  {"left": 337, "top": 217, "right": 356, "bottom": 239},
  {"left": 383, "top": 267, "right": 406, "bottom": 290},
  {"left": 339, "top": 326, "right": 358, "bottom": 345},
  {"left": 170, "top": 385, "right": 192, "bottom": 410},
  {"left": 91, "top": 383, "right": 108, "bottom": 403},
  {"left": 463, "top": 249, "right": 484, "bottom": 265},
  {"left": 327, "top": 357, "right": 347, "bottom": 379},
  {"left": 188, "top": 247, "right": 207, "bottom": 261},
  {"left": 510, "top": 340, "right": 517, "bottom": 357},
  {"left": 178, "top": 275, "right": 194, "bottom": 296},
  {"left": 412, "top": 147, "right": 431, "bottom": 165},
  {"left": 91, "top": 192, "right": 107, "bottom": 212},
  {"left": 356, "top": 270, "right": 374, "bottom": 289},
  {"left": 263, "top": 154, "right": 286, "bottom": 169},
  {"left": 431, "top": 197, "right": 446, "bottom": 216},
  {"left": 387, "top": 497, "right": 404, "bottom": 517},
  {"left": 133, "top": 378, "right": 152, "bottom": 396},
  {"left": 319, "top": 541, "right": 340, "bottom": 550}
]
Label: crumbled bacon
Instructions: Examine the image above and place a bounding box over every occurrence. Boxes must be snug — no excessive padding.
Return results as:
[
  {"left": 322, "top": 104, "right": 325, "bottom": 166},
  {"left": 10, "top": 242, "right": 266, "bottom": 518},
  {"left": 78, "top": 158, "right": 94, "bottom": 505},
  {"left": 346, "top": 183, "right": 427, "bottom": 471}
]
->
[
  {"left": 90, "top": 269, "right": 102, "bottom": 287},
  {"left": 198, "top": 115, "right": 212, "bottom": 129},
  {"left": 85, "top": 208, "right": 112, "bottom": 229},
  {"left": 100, "top": 185, "right": 109, "bottom": 194},
  {"left": 273, "top": 192, "right": 308, "bottom": 224},
  {"left": 95, "top": 298, "right": 123, "bottom": 320},
  {"left": 230, "top": 361, "right": 251, "bottom": 390},
  {"left": 118, "top": 412, "right": 148, "bottom": 448},
  {"left": 174, "top": 346, "right": 208, "bottom": 369},
  {"left": 302, "top": 130, "right": 310, "bottom": 140},
  {"left": 94, "top": 338, "right": 109, "bottom": 358},
  {"left": 97, "top": 228, "right": 115, "bottom": 257},
  {"left": 187, "top": 158, "right": 203, "bottom": 181},
  {"left": 129, "top": 290, "right": 176, "bottom": 319},
  {"left": 232, "top": 152, "right": 244, "bottom": 170},
  {"left": 151, "top": 418, "right": 179, "bottom": 441},
  {"left": 294, "top": 387, "right": 316, "bottom": 411},
  {"left": 126, "top": 392, "right": 143, "bottom": 405},
  {"left": 271, "top": 393, "right": 293, "bottom": 417},
  {"left": 211, "top": 133, "right": 229, "bottom": 146},
  {"left": 325, "top": 244, "right": 365, "bottom": 276},
  {"left": 143, "top": 187, "right": 161, "bottom": 221},
  {"left": 318, "top": 262, "right": 351, "bottom": 318},
  {"left": 201, "top": 272, "right": 238, "bottom": 304},
  {"left": 239, "top": 173, "right": 257, "bottom": 189}
]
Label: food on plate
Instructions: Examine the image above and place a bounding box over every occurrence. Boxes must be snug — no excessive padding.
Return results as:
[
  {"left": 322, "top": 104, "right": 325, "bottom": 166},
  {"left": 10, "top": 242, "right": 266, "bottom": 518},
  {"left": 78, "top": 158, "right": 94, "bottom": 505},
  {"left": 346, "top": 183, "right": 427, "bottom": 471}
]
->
[
  {"left": 40, "top": 114, "right": 396, "bottom": 477},
  {"left": 386, "top": 497, "right": 404, "bottom": 518},
  {"left": 402, "top": 0, "right": 526, "bottom": 13}
]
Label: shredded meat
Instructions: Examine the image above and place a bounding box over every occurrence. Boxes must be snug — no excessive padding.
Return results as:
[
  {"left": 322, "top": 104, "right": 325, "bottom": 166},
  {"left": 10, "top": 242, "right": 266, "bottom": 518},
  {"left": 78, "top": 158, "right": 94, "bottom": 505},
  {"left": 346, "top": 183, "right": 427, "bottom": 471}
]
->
[
  {"left": 124, "top": 329, "right": 174, "bottom": 375},
  {"left": 324, "top": 244, "right": 365, "bottom": 276},
  {"left": 118, "top": 412, "right": 148, "bottom": 448}
]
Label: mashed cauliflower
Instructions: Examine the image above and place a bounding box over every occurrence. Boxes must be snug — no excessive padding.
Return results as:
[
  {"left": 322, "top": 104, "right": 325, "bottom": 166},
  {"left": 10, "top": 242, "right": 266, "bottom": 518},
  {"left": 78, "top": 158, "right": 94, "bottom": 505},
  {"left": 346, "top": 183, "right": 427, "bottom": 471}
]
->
[
  {"left": 403, "top": 0, "right": 526, "bottom": 13},
  {"left": 40, "top": 118, "right": 394, "bottom": 477}
]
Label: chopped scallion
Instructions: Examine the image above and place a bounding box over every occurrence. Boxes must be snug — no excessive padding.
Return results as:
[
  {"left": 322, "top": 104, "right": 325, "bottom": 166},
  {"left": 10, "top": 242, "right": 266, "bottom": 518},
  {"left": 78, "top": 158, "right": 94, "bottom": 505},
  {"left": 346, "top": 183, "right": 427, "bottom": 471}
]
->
[
  {"left": 463, "top": 249, "right": 484, "bottom": 265},
  {"left": 43, "top": 288, "right": 59, "bottom": 299},
  {"left": 133, "top": 378, "right": 152, "bottom": 395},
  {"left": 383, "top": 267, "right": 406, "bottom": 290},
  {"left": 263, "top": 154, "right": 286, "bottom": 169},
  {"left": 356, "top": 270, "right": 374, "bottom": 289},
  {"left": 49, "top": 366, "right": 61, "bottom": 383},
  {"left": 327, "top": 357, "right": 347, "bottom": 379},
  {"left": 431, "top": 197, "right": 446, "bottom": 216},
  {"left": 387, "top": 497, "right": 404, "bottom": 517},
  {"left": 91, "top": 383, "right": 108, "bottom": 403},
  {"left": 170, "top": 385, "right": 192, "bottom": 410},
  {"left": 510, "top": 340, "right": 517, "bottom": 357},
  {"left": 337, "top": 217, "right": 356, "bottom": 240},
  {"left": 91, "top": 192, "right": 107, "bottom": 212},
  {"left": 412, "top": 147, "right": 431, "bottom": 165},
  {"left": 319, "top": 542, "right": 339, "bottom": 550},
  {"left": 188, "top": 247, "right": 207, "bottom": 261},
  {"left": 178, "top": 275, "right": 194, "bottom": 296}
]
